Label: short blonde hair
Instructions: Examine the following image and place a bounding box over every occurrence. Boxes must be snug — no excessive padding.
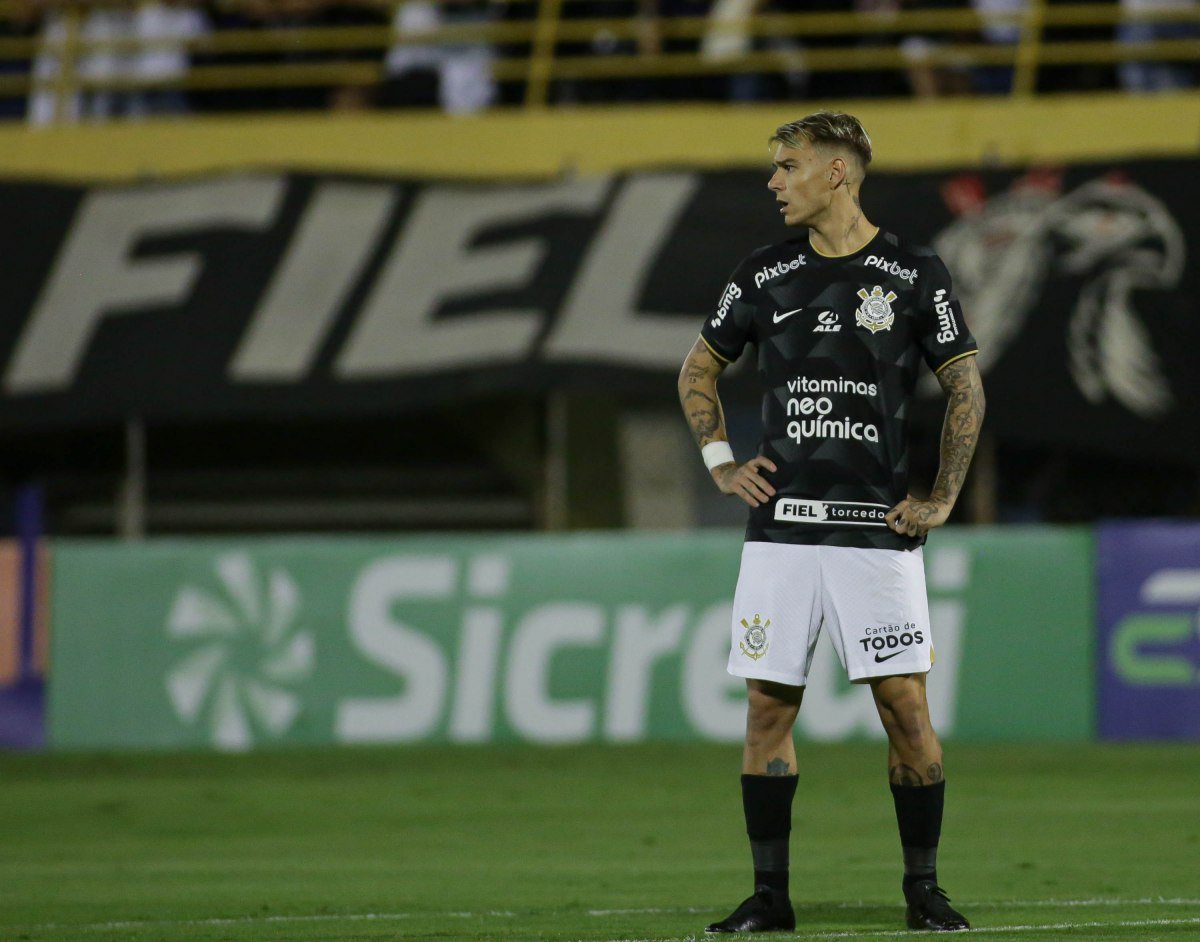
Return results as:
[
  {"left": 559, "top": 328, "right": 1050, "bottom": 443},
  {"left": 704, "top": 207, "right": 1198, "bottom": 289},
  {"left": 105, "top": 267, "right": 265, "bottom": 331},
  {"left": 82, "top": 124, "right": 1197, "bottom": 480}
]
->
[{"left": 771, "top": 111, "right": 873, "bottom": 172}]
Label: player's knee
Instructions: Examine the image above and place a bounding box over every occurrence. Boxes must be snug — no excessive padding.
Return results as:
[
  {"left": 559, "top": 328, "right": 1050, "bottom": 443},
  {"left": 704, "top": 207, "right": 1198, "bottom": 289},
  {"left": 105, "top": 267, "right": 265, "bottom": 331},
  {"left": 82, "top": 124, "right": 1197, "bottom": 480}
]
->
[
  {"left": 745, "top": 684, "right": 799, "bottom": 741},
  {"left": 878, "top": 692, "right": 933, "bottom": 750}
]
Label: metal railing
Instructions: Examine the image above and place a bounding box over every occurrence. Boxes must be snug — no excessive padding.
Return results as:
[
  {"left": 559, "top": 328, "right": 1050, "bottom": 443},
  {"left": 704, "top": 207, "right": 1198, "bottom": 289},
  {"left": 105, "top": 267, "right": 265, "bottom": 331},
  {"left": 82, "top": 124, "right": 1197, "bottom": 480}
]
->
[{"left": 0, "top": 0, "right": 1197, "bottom": 121}]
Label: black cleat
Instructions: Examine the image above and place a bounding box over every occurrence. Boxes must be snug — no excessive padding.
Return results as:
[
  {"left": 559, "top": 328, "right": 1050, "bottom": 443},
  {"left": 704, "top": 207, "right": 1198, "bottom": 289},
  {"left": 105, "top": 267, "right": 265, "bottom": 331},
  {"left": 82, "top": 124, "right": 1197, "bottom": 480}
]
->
[
  {"left": 705, "top": 885, "right": 796, "bottom": 934},
  {"left": 904, "top": 880, "right": 970, "bottom": 931}
]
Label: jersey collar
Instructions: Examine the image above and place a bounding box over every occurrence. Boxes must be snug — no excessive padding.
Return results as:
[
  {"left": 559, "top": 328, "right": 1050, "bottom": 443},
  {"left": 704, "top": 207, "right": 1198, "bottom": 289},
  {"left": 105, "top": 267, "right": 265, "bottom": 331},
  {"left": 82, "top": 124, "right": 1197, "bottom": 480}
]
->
[{"left": 807, "top": 226, "right": 883, "bottom": 261}]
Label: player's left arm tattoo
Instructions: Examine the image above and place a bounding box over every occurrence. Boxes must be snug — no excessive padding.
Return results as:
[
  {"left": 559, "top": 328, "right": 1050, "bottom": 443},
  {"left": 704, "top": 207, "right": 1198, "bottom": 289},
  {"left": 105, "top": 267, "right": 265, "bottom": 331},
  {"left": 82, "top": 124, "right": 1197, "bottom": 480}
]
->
[{"left": 929, "top": 355, "right": 986, "bottom": 510}]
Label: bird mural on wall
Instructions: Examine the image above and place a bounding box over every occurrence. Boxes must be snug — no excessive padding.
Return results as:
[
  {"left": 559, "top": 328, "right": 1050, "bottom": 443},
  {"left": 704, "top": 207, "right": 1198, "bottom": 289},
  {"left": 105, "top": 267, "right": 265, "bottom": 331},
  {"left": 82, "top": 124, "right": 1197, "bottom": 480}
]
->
[{"left": 933, "top": 169, "right": 1185, "bottom": 418}]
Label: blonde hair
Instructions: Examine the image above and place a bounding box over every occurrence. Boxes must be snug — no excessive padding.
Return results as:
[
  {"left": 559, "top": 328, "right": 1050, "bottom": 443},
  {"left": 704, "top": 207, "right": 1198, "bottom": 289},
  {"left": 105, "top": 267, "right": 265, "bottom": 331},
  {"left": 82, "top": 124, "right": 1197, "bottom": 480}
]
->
[{"left": 771, "top": 111, "right": 873, "bottom": 173}]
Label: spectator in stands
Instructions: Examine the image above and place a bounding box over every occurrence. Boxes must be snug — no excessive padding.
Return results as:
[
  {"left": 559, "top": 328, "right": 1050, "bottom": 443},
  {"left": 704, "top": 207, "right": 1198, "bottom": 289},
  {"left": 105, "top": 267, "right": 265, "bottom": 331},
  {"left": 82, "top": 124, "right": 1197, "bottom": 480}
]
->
[
  {"left": 701, "top": 0, "right": 822, "bottom": 103},
  {"left": 195, "top": 0, "right": 386, "bottom": 114},
  {"left": 28, "top": 0, "right": 209, "bottom": 125},
  {"left": 550, "top": 1, "right": 663, "bottom": 104},
  {"left": 647, "top": 0, "right": 715, "bottom": 100},
  {"left": 899, "top": 0, "right": 975, "bottom": 98},
  {"left": 380, "top": 0, "right": 498, "bottom": 113},
  {"left": 704, "top": 0, "right": 911, "bottom": 102},
  {"left": 0, "top": 0, "right": 38, "bottom": 118},
  {"left": 969, "top": 0, "right": 1022, "bottom": 94},
  {"left": 1118, "top": 0, "right": 1198, "bottom": 91},
  {"left": 842, "top": 0, "right": 913, "bottom": 98}
]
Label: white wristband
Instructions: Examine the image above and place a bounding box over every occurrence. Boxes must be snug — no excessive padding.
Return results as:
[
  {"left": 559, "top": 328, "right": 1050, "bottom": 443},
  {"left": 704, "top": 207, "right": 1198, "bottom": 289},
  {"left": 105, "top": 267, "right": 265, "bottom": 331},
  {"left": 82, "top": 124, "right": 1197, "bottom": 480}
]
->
[{"left": 702, "top": 441, "right": 736, "bottom": 471}]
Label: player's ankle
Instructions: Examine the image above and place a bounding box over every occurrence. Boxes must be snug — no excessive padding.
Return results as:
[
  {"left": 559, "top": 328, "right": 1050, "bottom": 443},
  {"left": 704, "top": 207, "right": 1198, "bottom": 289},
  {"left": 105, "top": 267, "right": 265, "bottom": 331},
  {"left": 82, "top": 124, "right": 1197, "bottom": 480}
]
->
[
  {"left": 753, "top": 867, "right": 789, "bottom": 895},
  {"left": 902, "top": 869, "right": 938, "bottom": 890}
]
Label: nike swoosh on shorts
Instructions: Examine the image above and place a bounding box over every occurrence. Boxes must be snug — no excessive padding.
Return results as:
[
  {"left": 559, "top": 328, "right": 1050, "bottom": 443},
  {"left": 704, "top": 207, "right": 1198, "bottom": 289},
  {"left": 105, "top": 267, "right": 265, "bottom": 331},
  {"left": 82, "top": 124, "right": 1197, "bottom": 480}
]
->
[{"left": 874, "top": 649, "right": 907, "bottom": 663}]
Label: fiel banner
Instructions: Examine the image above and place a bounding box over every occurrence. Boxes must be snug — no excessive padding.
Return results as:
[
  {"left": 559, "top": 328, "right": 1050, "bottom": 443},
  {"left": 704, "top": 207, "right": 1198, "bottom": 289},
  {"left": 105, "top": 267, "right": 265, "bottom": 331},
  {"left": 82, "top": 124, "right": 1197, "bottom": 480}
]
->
[{"left": 1097, "top": 521, "right": 1200, "bottom": 740}]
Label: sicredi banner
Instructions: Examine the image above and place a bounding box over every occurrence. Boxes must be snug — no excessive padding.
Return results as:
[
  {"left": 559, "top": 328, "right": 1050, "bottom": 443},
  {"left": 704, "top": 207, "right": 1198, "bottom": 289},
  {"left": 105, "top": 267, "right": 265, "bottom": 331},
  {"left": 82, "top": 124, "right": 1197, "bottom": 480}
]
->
[
  {"left": 1097, "top": 522, "right": 1200, "bottom": 740},
  {"left": 48, "top": 528, "right": 1093, "bottom": 750}
]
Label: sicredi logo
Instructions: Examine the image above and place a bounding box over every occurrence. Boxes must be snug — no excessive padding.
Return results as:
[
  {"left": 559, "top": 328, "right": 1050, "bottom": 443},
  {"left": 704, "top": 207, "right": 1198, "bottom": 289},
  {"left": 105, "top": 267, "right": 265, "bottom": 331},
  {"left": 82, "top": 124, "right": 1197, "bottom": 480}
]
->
[
  {"left": 754, "top": 252, "right": 807, "bottom": 288},
  {"left": 165, "top": 553, "right": 314, "bottom": 751},
  {"left": 711, "top": 281, "right": 742, "bottom": 328},
  {"left": 864, "top": 254, "right": 918, "bottom": 284},
  {"left": 934, "top": 288, "right": 959, "bottom": 344}
]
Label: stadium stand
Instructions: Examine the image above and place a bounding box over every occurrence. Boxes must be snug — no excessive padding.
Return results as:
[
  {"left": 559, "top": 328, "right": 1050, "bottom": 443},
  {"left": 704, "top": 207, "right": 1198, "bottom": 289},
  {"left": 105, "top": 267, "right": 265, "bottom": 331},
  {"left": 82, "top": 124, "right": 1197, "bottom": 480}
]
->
[{"left": 0, "top": 0, "right": 1197, "bottom": 121}]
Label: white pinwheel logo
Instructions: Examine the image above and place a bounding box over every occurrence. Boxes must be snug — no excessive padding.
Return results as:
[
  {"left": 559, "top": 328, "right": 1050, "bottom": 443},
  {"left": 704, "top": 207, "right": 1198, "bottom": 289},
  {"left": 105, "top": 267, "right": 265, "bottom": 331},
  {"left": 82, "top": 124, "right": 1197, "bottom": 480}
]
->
[{"left": 165, "top": 552, "right": 314, "bottom": 750}]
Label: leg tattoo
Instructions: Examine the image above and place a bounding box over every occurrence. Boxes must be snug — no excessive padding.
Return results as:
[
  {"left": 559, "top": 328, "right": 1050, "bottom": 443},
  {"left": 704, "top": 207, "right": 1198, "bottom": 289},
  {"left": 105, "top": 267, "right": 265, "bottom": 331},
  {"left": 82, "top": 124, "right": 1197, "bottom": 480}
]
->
[{"left": 889, "top": 764, "right": 923, "bottom": 786}]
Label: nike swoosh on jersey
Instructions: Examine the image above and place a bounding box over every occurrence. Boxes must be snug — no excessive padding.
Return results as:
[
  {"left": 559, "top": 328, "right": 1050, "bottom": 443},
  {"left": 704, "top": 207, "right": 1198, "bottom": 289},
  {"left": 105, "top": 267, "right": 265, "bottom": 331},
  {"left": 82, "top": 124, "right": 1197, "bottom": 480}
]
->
[
  {"left": 874, "top": 649, "right": 908, "bottom": 663},
  {"left": 773, "top": 308, "right": 803, "bottom": 324}
]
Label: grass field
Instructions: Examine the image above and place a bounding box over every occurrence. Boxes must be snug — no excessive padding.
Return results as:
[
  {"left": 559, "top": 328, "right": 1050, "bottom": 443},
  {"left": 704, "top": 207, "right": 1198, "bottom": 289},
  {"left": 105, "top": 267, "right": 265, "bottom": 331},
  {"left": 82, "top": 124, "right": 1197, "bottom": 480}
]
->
[{"left": 2, "top": 742, "right": 1199, "bottom": 941}]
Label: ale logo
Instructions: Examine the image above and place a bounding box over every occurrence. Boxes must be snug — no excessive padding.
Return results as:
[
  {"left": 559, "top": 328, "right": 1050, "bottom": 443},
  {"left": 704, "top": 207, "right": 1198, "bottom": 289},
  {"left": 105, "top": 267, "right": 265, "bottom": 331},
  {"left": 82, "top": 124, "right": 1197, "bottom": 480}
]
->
[{"left": 164, "top": 553, "right": 314, "bottom": 750}]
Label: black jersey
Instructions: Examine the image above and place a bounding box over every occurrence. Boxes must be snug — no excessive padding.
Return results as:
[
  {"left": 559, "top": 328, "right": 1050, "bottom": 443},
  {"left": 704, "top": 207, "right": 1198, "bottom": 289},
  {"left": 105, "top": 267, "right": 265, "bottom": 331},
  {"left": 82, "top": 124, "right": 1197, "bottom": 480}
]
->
[{"left": 700, "top": 229, "right": 978, "bottom": 551}]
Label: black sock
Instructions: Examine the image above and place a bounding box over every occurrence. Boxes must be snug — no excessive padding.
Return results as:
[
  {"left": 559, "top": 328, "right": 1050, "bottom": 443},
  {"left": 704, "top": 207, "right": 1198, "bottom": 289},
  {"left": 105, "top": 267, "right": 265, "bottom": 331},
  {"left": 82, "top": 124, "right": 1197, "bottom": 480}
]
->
[
  {"left": 742, "top": 773, "right": 799, "bottom": 895},
  {"left": 890, "top": 780, "right": 945, "bottom": 888}
]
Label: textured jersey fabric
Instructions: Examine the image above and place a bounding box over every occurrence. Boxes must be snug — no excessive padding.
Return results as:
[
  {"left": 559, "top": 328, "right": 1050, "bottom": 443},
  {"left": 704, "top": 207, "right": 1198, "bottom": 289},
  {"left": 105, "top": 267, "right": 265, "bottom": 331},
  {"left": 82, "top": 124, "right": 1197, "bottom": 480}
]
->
[{"left": 699, "top": 229, "right": 978, "bottom": 550}]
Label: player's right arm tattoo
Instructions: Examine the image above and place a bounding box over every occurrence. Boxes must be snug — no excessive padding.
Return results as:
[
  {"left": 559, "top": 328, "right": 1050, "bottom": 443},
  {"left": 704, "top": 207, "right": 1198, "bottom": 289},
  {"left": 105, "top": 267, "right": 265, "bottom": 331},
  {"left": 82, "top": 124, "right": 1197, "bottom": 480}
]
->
[
  {"left": 678, "top": 337, "right": 728, "bottom": 448},
  {"left": 930, "top": 355, "right": 986, "bottom": 507}
]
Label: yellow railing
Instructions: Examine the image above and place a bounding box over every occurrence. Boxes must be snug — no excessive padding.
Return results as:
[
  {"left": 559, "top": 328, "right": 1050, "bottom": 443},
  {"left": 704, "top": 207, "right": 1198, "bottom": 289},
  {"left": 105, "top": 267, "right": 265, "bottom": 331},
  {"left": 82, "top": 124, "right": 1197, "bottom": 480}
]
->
[{"left": 0, "top": 0, "right": 1197, "bottom": 120}]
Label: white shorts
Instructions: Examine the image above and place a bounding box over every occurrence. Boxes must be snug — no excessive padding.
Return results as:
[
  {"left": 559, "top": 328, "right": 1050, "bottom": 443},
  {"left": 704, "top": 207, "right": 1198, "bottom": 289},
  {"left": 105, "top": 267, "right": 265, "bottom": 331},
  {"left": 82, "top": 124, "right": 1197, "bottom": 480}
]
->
[{"left": 727, "top": 542, "right": 932, "bottom": 685}]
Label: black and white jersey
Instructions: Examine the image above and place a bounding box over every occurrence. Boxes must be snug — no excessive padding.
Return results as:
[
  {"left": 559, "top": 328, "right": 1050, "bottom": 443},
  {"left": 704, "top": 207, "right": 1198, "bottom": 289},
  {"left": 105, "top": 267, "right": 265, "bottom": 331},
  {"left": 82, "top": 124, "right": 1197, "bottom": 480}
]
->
[{"left": 700, "top": 229, "right": 978, "bottom": 551}]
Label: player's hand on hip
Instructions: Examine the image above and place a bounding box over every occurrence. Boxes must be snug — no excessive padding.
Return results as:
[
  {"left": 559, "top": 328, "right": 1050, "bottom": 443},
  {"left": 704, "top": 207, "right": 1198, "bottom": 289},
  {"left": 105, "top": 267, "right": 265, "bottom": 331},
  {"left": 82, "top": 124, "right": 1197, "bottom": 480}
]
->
[
  {"left": 886, "top": 496, "right": 950, "bottom": 538},
  {"left": 713, "top": 456, "right": 777, "bottom": 507}
]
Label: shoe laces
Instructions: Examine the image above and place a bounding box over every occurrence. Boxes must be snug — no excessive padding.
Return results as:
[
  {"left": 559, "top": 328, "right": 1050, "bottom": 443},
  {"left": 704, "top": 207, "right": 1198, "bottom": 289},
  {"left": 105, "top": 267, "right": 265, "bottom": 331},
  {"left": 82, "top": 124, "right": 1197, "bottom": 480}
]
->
[
  {"left": 922, "top": 884, "right": 961, "bottom": 913},
  {"left": 910, "top": 881, "right": 951, "bottom": 904}
]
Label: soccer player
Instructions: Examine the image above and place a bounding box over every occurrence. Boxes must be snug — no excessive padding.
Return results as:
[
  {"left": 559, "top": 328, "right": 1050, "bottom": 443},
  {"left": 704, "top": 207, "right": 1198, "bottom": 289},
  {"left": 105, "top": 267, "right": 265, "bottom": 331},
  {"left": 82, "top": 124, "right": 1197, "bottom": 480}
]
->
[{"left": 678, "top": 111, "right": 985, "bottom": 934}]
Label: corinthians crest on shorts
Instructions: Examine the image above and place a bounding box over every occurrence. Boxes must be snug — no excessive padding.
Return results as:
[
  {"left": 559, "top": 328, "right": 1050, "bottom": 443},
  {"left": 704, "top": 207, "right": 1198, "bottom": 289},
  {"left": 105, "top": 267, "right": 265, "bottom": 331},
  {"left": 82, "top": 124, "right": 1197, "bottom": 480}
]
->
[
  {"left": 856, "top": 285, "right": 897, "bottom": 333},
  {"left": 739, "top": 613, "right": 771, "bottom": 660}
]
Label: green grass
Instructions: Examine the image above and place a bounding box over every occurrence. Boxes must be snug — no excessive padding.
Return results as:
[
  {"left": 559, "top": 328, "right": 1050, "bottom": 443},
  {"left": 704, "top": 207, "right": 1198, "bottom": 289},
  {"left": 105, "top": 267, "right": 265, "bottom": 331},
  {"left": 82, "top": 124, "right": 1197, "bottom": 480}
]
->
[{"left": 2, "top": 742, "right": 1199, "bottom": 941}]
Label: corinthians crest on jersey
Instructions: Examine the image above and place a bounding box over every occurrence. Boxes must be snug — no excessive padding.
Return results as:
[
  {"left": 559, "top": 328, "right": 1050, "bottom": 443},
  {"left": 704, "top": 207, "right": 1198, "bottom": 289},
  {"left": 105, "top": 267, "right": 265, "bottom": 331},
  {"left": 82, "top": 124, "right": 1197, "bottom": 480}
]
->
[
  {"left": 856, "top": 285, "right": 897, "bottom": 333},
  {"left": 739, "top": 613, "right": 771, "bottom": 660}
]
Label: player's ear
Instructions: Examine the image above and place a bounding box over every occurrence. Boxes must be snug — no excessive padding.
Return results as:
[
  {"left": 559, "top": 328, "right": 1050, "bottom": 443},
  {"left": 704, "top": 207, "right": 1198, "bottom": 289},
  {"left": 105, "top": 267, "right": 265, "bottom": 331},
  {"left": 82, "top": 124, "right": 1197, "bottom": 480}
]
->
[{"left": 829, "top": 157, "right": 847, "bottom": 188}]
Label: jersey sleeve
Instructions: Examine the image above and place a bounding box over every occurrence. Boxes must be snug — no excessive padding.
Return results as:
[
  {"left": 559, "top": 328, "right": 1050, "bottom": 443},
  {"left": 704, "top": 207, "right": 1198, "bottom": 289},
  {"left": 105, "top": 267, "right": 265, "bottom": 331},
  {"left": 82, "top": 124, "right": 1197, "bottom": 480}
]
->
[
  {"left": 917, "top": 253, "right": 978, "bottom": 374},
  {"left": 699, "top": 259, "right": 759, "bottom": 364}
]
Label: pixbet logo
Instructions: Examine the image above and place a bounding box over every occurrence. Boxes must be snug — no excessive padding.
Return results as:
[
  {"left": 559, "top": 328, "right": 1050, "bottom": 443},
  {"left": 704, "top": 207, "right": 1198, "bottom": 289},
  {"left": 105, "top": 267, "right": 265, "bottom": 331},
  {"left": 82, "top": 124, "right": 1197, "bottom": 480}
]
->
[
  {"left": 934, "top": 288, "right": 959, "bottom": 344},
  {"left": 754, "top": 252, "right": 807, "bottom": 288},
  {"left": 711, "top": 281, "right": 742, "bottom": 328},
  {"left": 864, "top": 254, "right": 918, "bottom": 285}
]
